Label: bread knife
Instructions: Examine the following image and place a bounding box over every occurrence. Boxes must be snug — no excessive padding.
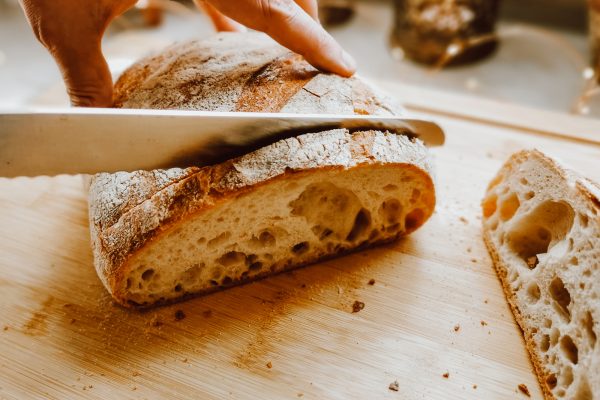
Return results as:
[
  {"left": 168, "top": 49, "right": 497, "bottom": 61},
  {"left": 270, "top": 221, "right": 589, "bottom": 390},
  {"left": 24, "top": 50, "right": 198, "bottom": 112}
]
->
[{"left": 0, "top": 108, "right": 444, "bottom": 177}]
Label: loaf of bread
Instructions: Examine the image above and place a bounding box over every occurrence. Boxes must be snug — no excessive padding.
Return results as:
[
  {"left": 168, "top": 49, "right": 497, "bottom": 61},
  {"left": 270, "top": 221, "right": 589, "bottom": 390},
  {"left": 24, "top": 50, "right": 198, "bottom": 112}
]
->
[
  {"left": 88, "top": 32, "right": 435, "bottom": 308},
  {"left": 482, "top": 150, "right": 600, "bottom": 399}
]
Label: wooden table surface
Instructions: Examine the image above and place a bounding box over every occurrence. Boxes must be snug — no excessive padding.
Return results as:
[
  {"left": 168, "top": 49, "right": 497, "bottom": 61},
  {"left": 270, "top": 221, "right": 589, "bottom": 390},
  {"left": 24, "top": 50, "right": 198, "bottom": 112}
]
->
[{"left": 1, "top": 98, "right": 599, "bottom": 399}]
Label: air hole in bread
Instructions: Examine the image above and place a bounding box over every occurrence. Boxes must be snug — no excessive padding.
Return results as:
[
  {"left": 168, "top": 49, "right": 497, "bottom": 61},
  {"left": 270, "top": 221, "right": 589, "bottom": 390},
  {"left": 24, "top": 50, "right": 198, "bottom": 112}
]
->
[
  {"left": 405, "top": 209, "right": 425, "bottom": 232},
  {"left": 346, "top": 209, "right": 371, "bottom": 242},
  {"left": 141, "top": 269, "right": 155, "bottom": 281},
  {"left": 222, "top": 276, "right": 232, "bottom": 285},
  {"left": 499, "top": 193, "right": 520, "bottom": 221},
  {"left": 560, "top": 335, "right": 578, "bottom": 364},
  {"left": 217, "top": 251, "right": 247, "bottom": 267},
  {"left": 208, "top": 231, "right": 232, "bottom": 249},
  {"left": 258, "top": 231, "right": 275, "bottom": 246},
  {"left": 209, "top": 280, "right": 218, "bottom": 286},
  {"left": 556, "top": 388, "right": 566, "bottom": 398},
  {"left": 567, "top": 238, "right": 574, "bottom": 252},
  {"left": 488, "top": 174, "right": 503, "bottom": 190},
  {"left": 540, "top": 334, "right": 550, "bottom": 352},
  {"left": 383, "top": 184, "right": 398, "bottom": 192},
  {"left": 126, "top": 278, "right": 132, "bottom": 290},
  {"left": 579, "top": 213, "right": 589, "bottom": 228},
  {"left": 525, "top": 191, "right": 535, "bottom": 200},
  {"left": 574, "top": 376, "right": 593, "bottom": 400},
  {"left": 174, "top": 284, "right": 182, "bottom": 292},
  {"left": 379, "top": 199, "right": 402, "bottom": 225},
  {"left": 410, "top": 188, "right": 421, "bottom": 203},
  {"left": 508, "top": 269, "right": 519, "bottom": 283},
  {"left": 249, "top": 262, "right": 263, "bottom": 271},
  {"left": 526, "top": 282, "right": 540, "bottom": 303},
  {"left": 482, "top": 193, "right": 498, "bottom": 218},
  {"left": 584, "top": 269, "right": 591, "bottom": 277},
  {"left": 560, "top": 365, "right": 574, "bottom": 388},
  {"left": 312, "top": 225, "right": 334, "bottom": 240},
  {"left": 569, "top": 256, "right": 578, "bottom": 266},
  {"left": 543, "top": 318, "right": 552, "bottom": 328},
  {"left": 520, "top": 177, "right": 529, "bottom": 185},
  {"left": 546, "top": 373, "right": 558, "bottom": 390},
  {"left": 292, "top": 242, "right": 309, "bottom": 254},
  {"left": 550, "top": 327, "right": 560, "bottom": 347},
  {"left": 506, "top": 201, "right": 574, "bottom": 269},
  {"left": 197, "top": 237, "right": 206, "bottom": 245},
  {"left": 582, "top": 311, "right": 597, "bottom": 347},
  {"left": 549, "top": 277, "right": 571, "bottom": 321}
]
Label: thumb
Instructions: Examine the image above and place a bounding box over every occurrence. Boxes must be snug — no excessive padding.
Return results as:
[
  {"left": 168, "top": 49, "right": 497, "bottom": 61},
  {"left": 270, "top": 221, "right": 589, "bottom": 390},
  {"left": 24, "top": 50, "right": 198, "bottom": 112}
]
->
[{"left": 50, "top": 40, "right": 114, "bottom": 107}]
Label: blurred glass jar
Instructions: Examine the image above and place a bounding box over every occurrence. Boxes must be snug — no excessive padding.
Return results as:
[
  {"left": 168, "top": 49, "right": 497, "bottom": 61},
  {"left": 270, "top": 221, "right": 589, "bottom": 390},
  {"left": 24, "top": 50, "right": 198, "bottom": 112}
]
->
[
  {"left": 391, "top": 0, "right": 501, "bottom": 66},
  {"left": 590, "top": 0, "right": 600, "bottom": 72}
]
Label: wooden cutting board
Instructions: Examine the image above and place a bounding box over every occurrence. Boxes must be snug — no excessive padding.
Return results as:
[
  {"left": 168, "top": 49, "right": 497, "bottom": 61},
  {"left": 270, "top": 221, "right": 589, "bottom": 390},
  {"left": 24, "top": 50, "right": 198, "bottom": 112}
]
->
[{"left": 1, "top": 90, "right": 599, "bottom": 400}]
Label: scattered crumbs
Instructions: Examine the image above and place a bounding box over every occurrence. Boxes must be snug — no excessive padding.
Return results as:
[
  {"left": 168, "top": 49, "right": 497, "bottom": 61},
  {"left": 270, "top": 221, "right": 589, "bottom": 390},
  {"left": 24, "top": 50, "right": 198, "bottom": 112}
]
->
[
  {"left": 76, "top": 377, "right": 81, "bottom": 382},
  {"left": 150, "top": 315, "right": 163, "bottom": 327},
  {"left": 484, "top": 299, "right": 489, "bottom": 304},
  {"left": 88, "top": 385, "right": 93, "bottom": 389},
  {"left": 453, "top": 324, "right": 460, "bottom": 332},
  {"left": 480, "top": 320, "right": 488, "bottom": 327},
  {"left": 442, "top": 372, "right": 450, "bottom": 379},
  {"left": 182, "top": 358, "right": 188, "bottom": 363},
  {"left": 368, "top": 279, "right": 376, "bottom": 286},
  {"left": 132, "top": 386, "right": 137, "bottom": 391},
  {"left": 459, "top": 217, "right": 468, "bottom": 224},
  {"left": 473, "top": 384, "right": 477, "bottom": 389},
  {"left": 203, "top": 310, "right": 212, "bottom": 318},
  {"left": 297, "top": 393, "right": 304, "bottom": 398},
  {"left": 132, "top": 371, "right": 140, "bottom": 377},
  {"left": 518, "top": 384, "right": 531, "bottom": 397},
  {"left": 266, "top": 361, "right": 272, "bottom": 369},
  {"left": 174, "top": 310, "right": 186, "bottom": 321},
  {"left": 470, "top": 258, "right": 477, "bottom": 263},
  {"left": 526, "top": 256, "right": 538, "bottom": 269},
  {"left": 388, "top": 380, "right": 399, "bottom": 392},
  {"left": 63, "top": 303, "right": 72, "bottom": 308},
  {"left": 70, "top": 318, "right": 76, "bottom": 324},
  {"left": 3, "top": 326, "right": 8, "bottom": 331},
  {"left": 466, "top": 247, "right": 472, "bottom": 253},
  {"left": 352, "top": 301, "right": 365, "bottom": 313}
]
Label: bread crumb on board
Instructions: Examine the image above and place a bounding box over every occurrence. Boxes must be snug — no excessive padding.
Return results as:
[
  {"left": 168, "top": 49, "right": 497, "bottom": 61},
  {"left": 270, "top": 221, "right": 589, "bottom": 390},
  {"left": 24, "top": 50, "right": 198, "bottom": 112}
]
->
[
  {"left": 453, "top": 324, "right": 460, "bottom": 332},
  {"left": 480, "top": 320, "right": 488, "bottom": 326},
  {"left": 518, "top": 384, "right": 531, "bottom": 397},
  {"left": 3, "top": 326, "right": 8, "bottom": 331},
  {"left": 472, "top": 384, "right": 477, "bottom": 389},
  {"left": 388, "top": 380, "right": 399, "bottom": 391},
  {"left": 174, "top": 310, "right": 186, "bottom": 321},
  {"left": 266, "top": 361, "right": 273, "bottom": 369},
  {"left": 368, "top": 279, "right": 375, "bottom": 285},
  {"left": 352, "top": 301, "right": 365, "bottom": 313},
  {"left": 442, "top": 372, "right": 450, "bottom": 379}
]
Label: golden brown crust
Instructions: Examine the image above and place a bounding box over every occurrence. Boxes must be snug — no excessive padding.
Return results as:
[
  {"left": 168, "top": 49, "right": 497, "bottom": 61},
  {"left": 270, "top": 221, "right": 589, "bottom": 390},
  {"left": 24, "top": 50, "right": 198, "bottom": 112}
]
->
[
  {"left": 235, "top": 53, "right": 318, "bottom": 112},
  {"left": 482, "top": 230, "right": 556, "bottom": 400},
  {"left": 113, "top": 32, "right": 403, "bottom": 115},
  {"left": 90, "top": 130, "right": 434, "bottom": 306}
]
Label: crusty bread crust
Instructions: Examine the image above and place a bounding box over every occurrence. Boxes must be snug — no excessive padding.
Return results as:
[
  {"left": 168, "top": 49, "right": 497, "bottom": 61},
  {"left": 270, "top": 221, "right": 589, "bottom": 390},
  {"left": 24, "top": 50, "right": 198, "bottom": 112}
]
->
[
  {"left": 113, "top": 32, "right": 402, "bottom": 115},
  {"left": 482, "top": 149, "right": 600, "bottom": 400},
  {"left": 90, "top": 130, "right": 434, "bottom": 307}
]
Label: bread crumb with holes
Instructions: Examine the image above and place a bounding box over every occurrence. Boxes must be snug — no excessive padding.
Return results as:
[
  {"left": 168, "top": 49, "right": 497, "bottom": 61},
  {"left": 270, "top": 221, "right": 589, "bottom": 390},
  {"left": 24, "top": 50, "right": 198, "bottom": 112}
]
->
[
  {"left": 517, "top": 384, "right": 530, "bottom": 397},
  {"left": 352, "top": 301, "right": 365, "bottom": 313}
]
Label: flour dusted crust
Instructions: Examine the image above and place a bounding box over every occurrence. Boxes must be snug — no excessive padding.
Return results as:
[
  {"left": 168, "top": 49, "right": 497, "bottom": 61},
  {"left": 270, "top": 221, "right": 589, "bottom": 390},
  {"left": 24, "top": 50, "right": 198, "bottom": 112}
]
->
[
  {"left": 90, "top": 32, "right": 431, "bottom": 307},
  {"left": 482, "top": 150, "right": 600, "bottom": 400},
  {"left": 113, "top": 32, "right": 403, "bottom": 115},
  {"left": 89, "top": 130, "right": 434, "bottom": 305}
]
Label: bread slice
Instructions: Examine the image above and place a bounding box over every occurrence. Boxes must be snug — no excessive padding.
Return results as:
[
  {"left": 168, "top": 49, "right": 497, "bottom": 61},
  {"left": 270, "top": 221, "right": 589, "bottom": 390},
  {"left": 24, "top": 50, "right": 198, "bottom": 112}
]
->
[
  {"left": 482, "top": 149, "right": 600, "bottom": 399},
  {"left": 89, "top": 130, "right": 435, "bottom": 308}
]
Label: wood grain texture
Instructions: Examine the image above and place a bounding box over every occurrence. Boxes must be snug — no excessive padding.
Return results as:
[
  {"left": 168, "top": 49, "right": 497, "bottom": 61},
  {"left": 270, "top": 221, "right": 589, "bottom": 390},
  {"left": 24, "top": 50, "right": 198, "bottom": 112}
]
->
[{"left": 1, "top": 107, "right": 599, "bottom": 400}]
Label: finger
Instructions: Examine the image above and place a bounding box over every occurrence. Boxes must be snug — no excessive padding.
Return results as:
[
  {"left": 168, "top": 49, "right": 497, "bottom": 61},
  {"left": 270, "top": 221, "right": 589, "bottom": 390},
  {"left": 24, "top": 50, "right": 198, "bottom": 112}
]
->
[
  {"left": 194, "top": 0, "right": 246, "bottom": 32},
  {"left": 207, "top": 0, "right": 356, "bottom": 77},
  {"left": 294, "top": 0, "right": 318, "bottom": 21},
  {"left": 51, "top": 40, "right": 114, "bottom": 107}
]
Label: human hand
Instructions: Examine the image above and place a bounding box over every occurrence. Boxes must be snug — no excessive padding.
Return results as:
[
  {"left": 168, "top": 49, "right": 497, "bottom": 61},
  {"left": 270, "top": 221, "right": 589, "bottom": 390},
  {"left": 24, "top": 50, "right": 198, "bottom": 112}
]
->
[{"left": 19, "top": 0, "right": 356, "bottom": 107}]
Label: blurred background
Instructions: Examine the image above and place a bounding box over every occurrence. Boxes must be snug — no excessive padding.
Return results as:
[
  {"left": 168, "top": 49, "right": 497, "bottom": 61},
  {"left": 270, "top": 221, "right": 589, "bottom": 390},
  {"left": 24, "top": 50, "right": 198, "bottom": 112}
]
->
[{"left": 0, "top": 0, "right": 598, "bottom": 117}]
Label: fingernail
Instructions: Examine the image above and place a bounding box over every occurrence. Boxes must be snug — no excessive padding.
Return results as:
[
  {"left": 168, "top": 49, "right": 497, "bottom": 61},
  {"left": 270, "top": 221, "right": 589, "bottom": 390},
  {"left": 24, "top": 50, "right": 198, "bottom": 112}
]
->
[{"left": 341, "top": 50, "right": 357, "bottom": 74}]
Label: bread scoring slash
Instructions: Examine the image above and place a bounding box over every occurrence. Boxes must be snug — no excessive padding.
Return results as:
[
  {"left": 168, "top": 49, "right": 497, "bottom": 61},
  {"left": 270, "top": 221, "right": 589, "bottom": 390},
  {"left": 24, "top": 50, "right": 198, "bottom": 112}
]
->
[
  {"left": 482, "top": 150, "right": 600, "bottom": 400},
  {"left": 88, "top": 32, "right": 436, "bottom": 308}
]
